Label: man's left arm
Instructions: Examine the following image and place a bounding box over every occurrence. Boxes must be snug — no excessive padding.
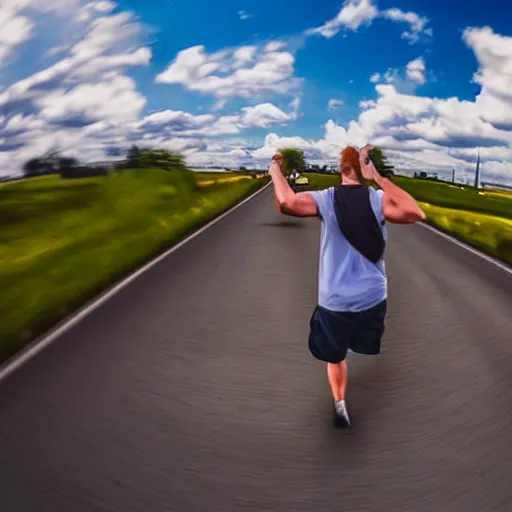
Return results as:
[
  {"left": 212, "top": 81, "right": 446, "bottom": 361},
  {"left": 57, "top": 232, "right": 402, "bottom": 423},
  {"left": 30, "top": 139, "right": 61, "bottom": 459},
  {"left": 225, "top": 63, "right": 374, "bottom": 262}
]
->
[{"left": 268, "top": 158, "right": 318, "bottom": 218}]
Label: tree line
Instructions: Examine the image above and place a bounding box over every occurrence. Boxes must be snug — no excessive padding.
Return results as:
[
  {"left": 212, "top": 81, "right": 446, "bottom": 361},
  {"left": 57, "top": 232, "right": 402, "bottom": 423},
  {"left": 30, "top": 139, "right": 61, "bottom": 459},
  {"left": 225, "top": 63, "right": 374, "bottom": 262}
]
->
[
  {"left": 22, "top": 146, "right": 186, "bottom": 178},
  {"left": 21, "top": 145, "right": 394, "bottom": 179}
]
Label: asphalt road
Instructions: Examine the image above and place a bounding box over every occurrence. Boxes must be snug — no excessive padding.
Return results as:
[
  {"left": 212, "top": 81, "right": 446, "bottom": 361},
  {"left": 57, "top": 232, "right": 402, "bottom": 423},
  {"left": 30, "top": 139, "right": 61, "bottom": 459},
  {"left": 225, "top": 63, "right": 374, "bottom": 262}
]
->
[{"left": 1, "top": 186, "right": 512, "bottom": 512}]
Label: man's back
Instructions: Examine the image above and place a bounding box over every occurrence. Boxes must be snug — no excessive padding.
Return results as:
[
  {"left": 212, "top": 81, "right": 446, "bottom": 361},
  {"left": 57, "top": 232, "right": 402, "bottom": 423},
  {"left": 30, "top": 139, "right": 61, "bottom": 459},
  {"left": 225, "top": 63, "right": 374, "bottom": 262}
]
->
[{"left": 310, "top": 186, "right": 387, "bottom": 313}]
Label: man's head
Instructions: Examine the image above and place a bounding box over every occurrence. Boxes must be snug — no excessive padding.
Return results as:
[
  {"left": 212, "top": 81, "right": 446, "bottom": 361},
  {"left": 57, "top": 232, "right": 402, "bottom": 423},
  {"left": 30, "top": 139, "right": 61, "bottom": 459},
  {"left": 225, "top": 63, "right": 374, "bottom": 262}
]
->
[{"left": 340, "top": 146, "right": 364, "bottom": 184}]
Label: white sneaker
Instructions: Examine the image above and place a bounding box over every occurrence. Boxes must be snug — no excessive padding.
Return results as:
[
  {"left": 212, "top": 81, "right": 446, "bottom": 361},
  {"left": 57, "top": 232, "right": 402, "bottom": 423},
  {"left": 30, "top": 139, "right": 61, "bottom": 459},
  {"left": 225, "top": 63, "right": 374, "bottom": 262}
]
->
[{"left": 334, "top": 400, "right": 351, "bottom": 427}]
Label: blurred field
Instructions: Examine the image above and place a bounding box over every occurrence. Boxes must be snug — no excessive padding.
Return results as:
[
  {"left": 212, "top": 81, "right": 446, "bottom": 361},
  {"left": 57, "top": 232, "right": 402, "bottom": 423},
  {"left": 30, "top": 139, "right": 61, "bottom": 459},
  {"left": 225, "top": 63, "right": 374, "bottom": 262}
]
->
[
  {"left": 303, "top": 173, "right": 339, "bottom": 190},
  {"left": 0, "top": 169, "right": 269, "bottom": 363},
  {"left": 195, "top": 173, "right": 254, "bottom": 187}
]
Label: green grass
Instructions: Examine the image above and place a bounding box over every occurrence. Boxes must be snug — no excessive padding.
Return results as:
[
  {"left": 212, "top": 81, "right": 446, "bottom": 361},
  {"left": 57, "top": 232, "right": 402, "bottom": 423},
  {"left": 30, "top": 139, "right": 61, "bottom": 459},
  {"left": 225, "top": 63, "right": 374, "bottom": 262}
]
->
[
  {"left": 393, "top": 177, "right": 512, "bottom": 220},
  {"left": 419, "top": 202, "right": 512, "bottom": 265},
  {"left": 303, "top": 173, "right": 339, "bottom": 190},
  {"left": 0, "top": 169, "right": 269, "bottom": 364}
]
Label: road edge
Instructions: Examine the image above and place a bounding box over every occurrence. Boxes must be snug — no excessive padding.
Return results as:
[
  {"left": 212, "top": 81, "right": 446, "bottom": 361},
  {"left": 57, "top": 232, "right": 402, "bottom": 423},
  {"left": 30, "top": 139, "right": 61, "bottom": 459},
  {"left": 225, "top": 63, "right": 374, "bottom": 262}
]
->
[{"left": 0, "top": 180, "right": 272, "bottom": 384}]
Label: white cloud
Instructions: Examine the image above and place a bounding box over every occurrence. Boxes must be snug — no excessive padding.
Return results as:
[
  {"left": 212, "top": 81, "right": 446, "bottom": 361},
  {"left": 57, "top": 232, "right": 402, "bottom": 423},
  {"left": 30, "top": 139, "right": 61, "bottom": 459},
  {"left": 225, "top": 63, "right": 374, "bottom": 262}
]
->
[
  {"left": 238, "top": 10, "right": 253, "bottom": 20},
  {"left": 241, "top": 103, "right": 295, "bottom": 128},
  {"left": 0, "top": 10, "right": 34, "bottom": 65},
  {"left": 0, "top": 9, "right": 151, "bottom": 111},
  {"left": 212, "top": 99, "right": 228, "bottom": 111},
  {"left": 265, "top": 41, "right": 285, "bottom": 52},
  {"left": 406, "top": 57, "right": 426, "bottom": 84},
  {"left": 328, "top": 99, "right": 344, "bottom": 111},
  {"left": 0, "top": 0, "right": 82, "bottom": 67},
  {"left": 36, "top": 75, "right": 147, "bottom": 125},
  {"left": 142, "top": 110, "right": 215, "bottom": 127},
  {"left": 381, "top": 8, "right": 431, "bottom": 44},
  {"left": 463, "top": 26, "right": 512, "bottom": 129},
  {"left": 156, "top": 43, "right": 300, "bottom": 99},
  {"left": 233, "top": 46, "right": 257, "bottom": 67},
  {"left": 306, "top": 0, "right": 431, "bottom": 44},
  {"left": 307, "top": 0, "right": 378, "bottom": 38},
  {"left": 140, "top": 102, "right": 297, "bottom": 136},
  {"left": 1, "top": 6, "right": 512, "bottom": 188},
  {"left": 0, "top": 4, "right": 151, "bottom": 170},
  {"left": 289, "top": 96, "right": 301, "bottom": 117},
  {"left": 369, "top": 58, "right": 427, "bottom": 90},
  {"left": 359, "top": 99, "right": 376, "bottom": 109},
  {"left": 77, "top": 1, "right": 116, "bottom": 22},
  {"left": 249, "top": 60, "right": 512, "bottom": 183}
]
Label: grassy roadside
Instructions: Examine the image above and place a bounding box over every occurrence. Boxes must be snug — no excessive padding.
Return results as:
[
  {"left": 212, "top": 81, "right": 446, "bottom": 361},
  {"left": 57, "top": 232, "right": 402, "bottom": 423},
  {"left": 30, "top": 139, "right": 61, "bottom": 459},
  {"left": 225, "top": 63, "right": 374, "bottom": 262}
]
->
[
  {"left": 0, "top": 169, "right": 269, "bottom": 364},
  {"left": 419, "top": 202, "right": 512, "bottom": 265},
  {"left": 393, "top": 176, "right": 512, "bottom": 220},
  {"left": 302, "top": 172, "right": 512, "bottom": 266}
]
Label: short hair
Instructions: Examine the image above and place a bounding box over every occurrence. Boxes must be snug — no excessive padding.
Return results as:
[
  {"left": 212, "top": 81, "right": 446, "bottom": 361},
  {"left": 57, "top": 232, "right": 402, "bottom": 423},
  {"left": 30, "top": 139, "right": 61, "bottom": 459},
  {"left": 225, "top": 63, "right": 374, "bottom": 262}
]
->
[{"left": 341, "top": 146, "right": 364, "bottom": 182}]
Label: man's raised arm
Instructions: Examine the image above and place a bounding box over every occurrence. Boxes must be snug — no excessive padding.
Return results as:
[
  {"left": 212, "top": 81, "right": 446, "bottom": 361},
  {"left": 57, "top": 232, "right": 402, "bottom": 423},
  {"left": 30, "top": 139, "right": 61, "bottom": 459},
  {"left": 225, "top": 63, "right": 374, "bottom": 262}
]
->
[
  {"left": 359, "top": 146, "right": 426, "bottom": 224},
  {"left": 268, "top": 156, "right": 318, "bottom": 218}
]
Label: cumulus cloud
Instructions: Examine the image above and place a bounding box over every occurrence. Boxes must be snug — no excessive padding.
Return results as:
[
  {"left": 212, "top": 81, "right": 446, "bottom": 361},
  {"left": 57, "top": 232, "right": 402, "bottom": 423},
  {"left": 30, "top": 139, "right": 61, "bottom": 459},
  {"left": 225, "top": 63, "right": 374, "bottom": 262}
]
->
[
  {"left": 307, "top": 0, "right": 431, "bottom": 44},
  {"left": 369, "top": 57, "right": 428, "bottom": 92},
  {"left": 1, "top": 3, "right": 512, "bottom": 187},
  {"left": 248, "top": 37, "right": 512, "bottom": 182},
  {"left": 248, "top": 77, "right": 512, "bottom": 180},
  {"left": 307, "top": 0, "right": 378, "bottom": 37},
  {"left": 140, "top": 102, "right": 297, "bottom": 137},
  {"left": 241, "top": 103, "right": 296, "bottom": 127},
  {"left": 36, "top": 75, "right": 147, "bottom": 126},
  {"left": 405, "top": 57, "right": 426, "bottom": 84},
  {"left": 463, "top": 26, "right": 512, "bottom": 129},
  {"left": 0, "top": 0, "right": 80, "bottom": 66},
  {"left": 0, "top": 2, "right": 151, "bottom": 170},
  {"left": 156, "top": 43, "right": 300, "bottom": 99}
]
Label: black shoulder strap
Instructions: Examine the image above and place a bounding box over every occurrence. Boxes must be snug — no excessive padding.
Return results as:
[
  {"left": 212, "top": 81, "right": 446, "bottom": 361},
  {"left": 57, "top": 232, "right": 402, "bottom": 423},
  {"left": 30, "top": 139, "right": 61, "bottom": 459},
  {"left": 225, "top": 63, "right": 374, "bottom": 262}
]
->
[{"left": 333, "top": 185, "right": 386, "bottom": 264}]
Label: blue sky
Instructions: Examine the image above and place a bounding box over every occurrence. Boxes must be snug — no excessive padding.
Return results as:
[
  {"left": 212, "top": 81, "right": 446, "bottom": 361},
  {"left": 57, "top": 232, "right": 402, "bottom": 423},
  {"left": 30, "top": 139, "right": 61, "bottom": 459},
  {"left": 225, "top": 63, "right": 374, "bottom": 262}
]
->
[{"left": 1, "top": 0, "right": 512, "bottom": 185}]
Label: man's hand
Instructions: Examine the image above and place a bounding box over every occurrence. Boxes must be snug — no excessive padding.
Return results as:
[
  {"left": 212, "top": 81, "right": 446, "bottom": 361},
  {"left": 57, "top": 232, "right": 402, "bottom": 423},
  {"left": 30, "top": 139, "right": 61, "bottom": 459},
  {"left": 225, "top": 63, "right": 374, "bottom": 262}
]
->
[
  {"left": 270, "top": 154, "right": 284, "bottom": 171},
  {"left": 267, "top": 154, "right": 318, "bottom": 217},
  {"left": 359, "top": 145, "right": 379, "bottom": 182}
]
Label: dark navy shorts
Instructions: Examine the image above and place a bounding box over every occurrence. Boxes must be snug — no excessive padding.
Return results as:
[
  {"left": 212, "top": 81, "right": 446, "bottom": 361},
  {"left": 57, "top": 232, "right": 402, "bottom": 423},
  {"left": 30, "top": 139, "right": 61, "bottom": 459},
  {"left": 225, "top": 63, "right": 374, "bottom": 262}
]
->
[{"left": 308, "top": 300, "right": 387, "bottom": 363}]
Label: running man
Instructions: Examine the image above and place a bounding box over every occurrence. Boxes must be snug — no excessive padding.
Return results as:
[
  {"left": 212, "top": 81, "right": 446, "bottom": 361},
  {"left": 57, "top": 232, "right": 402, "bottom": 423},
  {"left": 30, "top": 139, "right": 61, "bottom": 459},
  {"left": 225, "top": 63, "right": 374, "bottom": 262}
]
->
[{"left": 267, "top": 145, "right": 425, "bottom": 427}]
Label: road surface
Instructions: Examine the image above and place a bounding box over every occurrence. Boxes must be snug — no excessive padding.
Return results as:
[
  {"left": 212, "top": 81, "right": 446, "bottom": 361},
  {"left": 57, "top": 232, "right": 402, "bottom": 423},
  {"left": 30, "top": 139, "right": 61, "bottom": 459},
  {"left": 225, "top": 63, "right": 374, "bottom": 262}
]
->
[{"left": 1, "top": 186, "right": 512, "bottom": 512}]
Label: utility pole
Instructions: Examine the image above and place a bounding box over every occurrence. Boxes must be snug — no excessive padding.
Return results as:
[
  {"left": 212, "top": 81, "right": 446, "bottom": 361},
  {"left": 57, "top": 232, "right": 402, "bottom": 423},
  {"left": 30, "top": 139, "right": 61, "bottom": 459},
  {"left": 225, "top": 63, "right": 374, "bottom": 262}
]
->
[{"left": 452, "top": 169, "right": 455, "bottom": 184}]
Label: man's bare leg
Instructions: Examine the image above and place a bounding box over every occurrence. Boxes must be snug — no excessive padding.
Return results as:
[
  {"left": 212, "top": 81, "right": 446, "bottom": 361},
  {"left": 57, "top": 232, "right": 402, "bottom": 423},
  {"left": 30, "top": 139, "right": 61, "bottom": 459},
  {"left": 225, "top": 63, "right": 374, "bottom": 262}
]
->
[
  {"left": 327, "top": 361, "right": 351, "bottom": 427},
  {"left": 327, "top": 361, "right": 348, "bottom": 401}
]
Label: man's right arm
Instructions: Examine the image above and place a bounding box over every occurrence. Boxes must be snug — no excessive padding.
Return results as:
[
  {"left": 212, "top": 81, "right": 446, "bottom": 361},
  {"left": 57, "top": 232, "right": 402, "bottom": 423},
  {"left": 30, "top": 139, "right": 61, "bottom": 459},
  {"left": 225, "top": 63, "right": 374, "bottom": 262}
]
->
[
  {"left": 374, "top": 174, "right": 426, "bottom": 224},
  {"left": 359, "top": 145, "right": 426, "bottom": 224}
]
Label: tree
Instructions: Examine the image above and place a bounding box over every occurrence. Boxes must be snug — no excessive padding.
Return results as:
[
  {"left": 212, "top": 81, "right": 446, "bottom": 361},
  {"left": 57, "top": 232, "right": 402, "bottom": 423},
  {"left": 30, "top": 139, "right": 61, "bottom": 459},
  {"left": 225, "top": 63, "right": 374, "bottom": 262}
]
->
[
  {"left": 278, "top": 148, "right": 306, "bottom": 176},
  {"left": 23, "top": 158, "right": 47, "bottom": 177},
  {"left": 137, "top": 149, "right": 185, "bottom": 170},
  {"left": 127, "top": 145, "right": 141, "bottom": 167},
  {"left": 369, "top": 147, "right": 394, "bottom": 177},
  {"left": 22, "top": 150, "right": 78, "bottom": 177},
  {"left": 59, "top": 156, "right": 79, "bottom": 169}
]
